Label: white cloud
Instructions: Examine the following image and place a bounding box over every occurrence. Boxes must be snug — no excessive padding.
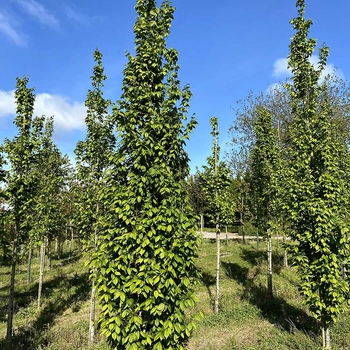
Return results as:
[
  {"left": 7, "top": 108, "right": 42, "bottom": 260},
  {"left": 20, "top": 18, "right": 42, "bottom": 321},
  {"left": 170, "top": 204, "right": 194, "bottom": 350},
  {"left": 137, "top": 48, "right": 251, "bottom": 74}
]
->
[
  {"left": 0, "top": 90, "right": 16, "bottom": 115},
  {"left": 64, "top": 5, "right": 90, "bottom": 26},
  {"left": 272, "top": 58, "right": 290, "bottom": 78},
  {"left": 34, "top": 93, "right": 86, "bottom": 131},
  {"left": 272, "top": 55, "right": 343, "bottom": 80},
  {"left": 0, "top": 13, "right": 26, "bottom": 46},
  {"left": 0, "top": 90, "right": 86, "bottom": 132},
  {"left": 16, "top": 0, "right": 59, "bottom": 29}
]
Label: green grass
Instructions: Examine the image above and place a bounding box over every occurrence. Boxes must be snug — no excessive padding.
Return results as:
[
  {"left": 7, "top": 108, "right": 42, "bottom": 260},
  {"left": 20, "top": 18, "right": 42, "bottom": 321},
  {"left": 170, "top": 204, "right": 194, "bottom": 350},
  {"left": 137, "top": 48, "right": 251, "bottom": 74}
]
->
[{"left": 1, "top": 239, "right": 350, "bottom": 349}]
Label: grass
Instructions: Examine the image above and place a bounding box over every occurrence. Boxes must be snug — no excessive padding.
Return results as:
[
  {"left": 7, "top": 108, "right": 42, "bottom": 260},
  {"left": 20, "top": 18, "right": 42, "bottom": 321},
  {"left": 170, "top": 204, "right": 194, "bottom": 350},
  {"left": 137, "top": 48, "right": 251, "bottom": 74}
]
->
[{"left": 1, "top": 239, "right": 350, "bottom": 349}]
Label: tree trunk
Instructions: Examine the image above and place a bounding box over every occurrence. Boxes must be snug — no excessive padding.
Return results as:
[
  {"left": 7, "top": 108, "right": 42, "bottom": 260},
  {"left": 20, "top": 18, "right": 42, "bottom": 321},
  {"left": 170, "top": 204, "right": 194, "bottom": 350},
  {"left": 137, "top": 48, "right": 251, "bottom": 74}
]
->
[
  {"left": 256, "top": 215, "right": 260, "bottom": 250},
  {"left": 283, "top": 231, "right": 288, "bottom": 268},
  {"left": 47, "top": 239, "right": 52, "bottom": 270},
  {"left": 38, "top": 241, "right": 45, "bottom": 309},
  {"left": 27, "top": 247, "right": 32, "bottom": 284},
  {"left": 241, "top": 196, "right": 245, "bottom": 244},
  {"left": 225, "top": 225, "right": 228, "bottom": 246},
  {"left": 200, "top": 214, "right": 203, "bottom": 234},
  {"left": 214, "top": 222, "right": 220, "bottom": 313},
  {"left": 69, "top": 224, "right": 74, "bottom": 258},
  {"left": 6, "top": 256, "right": 16, "bottom": 340},
  {"left": 267, "top": 230, "right": 273, "bottom": 295},
  {"left": 89, "top": 283, "right": 97, "bottom": 343},
  {"left": 322, "top": 323, "right": 331, "bottom": 349}
]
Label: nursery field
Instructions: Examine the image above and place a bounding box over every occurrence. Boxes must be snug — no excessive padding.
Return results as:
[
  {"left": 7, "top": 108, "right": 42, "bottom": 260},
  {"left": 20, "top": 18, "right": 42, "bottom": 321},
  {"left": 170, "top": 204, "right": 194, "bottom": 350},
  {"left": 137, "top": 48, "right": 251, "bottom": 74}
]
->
[{"left": 1, "top": 239, "right": 350, "bottom": 350}]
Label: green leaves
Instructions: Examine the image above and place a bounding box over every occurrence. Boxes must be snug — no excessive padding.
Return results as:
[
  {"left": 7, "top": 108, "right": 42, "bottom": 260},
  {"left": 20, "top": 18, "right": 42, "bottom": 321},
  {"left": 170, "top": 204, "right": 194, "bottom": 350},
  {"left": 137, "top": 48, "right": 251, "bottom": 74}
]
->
[
  {"left": 248, "top": 107, "right": 280, "bottom": 233},
  {"left": 285, "top": 0, "right": 350, "bottom": 332},
  {"left": 89, "top": 1, "right": 200, "bottom": 348}
]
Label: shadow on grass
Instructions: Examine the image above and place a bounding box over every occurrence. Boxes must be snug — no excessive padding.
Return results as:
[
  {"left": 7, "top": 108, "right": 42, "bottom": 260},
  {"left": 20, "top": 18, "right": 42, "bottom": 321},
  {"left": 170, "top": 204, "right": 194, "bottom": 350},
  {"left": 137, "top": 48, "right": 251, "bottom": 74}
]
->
[
  {"left": 0, "top": 272, "right": 90, "bottom": 350},
  {"left": 239, "top": 246, "right": 285, "bottom": 275},
  {"left": 221, "top": 260, "right": 318, "bottom": 334},
  {"left": 0, "top": 251, "right": 83, "bottom": 323},
  {"left": 199, "top": 270, "right": 216, "bottom": 308}
]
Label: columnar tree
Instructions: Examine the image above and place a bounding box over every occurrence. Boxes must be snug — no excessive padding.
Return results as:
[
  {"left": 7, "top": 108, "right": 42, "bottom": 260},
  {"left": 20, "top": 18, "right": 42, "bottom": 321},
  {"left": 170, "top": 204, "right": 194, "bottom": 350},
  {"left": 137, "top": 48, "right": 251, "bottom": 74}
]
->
[
  {"left": 74, "top": 48, "right": 116, "bottom": 343},
  {"left": 248, "top": 107, "right": 279, "bottom": 295},
  {"left": 2, "top": 77, "right": 44, "bottom": 340},
  {"left": 89, "top": 1, "right": 200, "bottom": 349},
  {"left": 201, "top": 117, "right": 234, "bottom": 312},
  {"left": 32, "top": 117, "right": 68, "bottom": 308},
  {"left": 285, "top": 1, "right": 350, "bottom": 347}
]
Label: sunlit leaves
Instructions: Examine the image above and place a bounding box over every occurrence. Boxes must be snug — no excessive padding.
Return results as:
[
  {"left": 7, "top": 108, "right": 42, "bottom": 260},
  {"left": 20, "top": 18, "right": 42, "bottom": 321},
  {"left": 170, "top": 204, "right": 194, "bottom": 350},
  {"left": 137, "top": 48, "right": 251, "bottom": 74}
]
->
[
  {"left": 285, "top": 0, "right": 350, "bottom": 331},
  {"left": 89, "top": 1, "right": 200, "bottom": 348}
]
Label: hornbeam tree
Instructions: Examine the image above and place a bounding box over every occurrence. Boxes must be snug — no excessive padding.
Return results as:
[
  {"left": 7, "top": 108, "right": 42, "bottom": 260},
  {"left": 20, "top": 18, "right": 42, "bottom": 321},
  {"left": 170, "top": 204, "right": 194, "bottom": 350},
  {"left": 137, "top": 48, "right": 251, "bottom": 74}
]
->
[
  {"left": 74, "top": 48, "right": 116, "bottom": 343},
  {"left": 2, "top": 77, "right": 44, "bottom": 340},
  {"left": 248, "top": 107, "right": 279, "bottom": 295},
  {"left": 285, "top": 1, "right": 350, "bottom": 348},
  {"left": 200, "top": 117, "right": 234, "bottom": 312},
  {"left": 32, "top": 117, "right": 68, "bottom": 309},
  {"left": 89, "top": 1, "right": 200, "bottom": 349}
]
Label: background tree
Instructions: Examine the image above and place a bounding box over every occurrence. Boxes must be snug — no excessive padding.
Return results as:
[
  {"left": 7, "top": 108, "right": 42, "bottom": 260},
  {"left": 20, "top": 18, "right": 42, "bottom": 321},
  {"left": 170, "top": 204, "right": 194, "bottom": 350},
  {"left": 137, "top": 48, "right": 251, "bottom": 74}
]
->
[
  {"left": 89, "top": 1, "right": 201, "bottom": 348},
  {"left": 201, "top": 117, "right": 235, "bottom": 312},
  {"left": 187, "top": 171, "right": 209, "bottom": 231},
  {"left": 74, "top": 48, "right": 116, "bottom": 343},
  {"left": 285, "top": 1, "right": 350, "bottom": 347},
  {"left": 248, "top": 107, "right": 280, "bottom": 294},
  {"left": 32, "top": 116, "right": 68, "bottom": 309}
]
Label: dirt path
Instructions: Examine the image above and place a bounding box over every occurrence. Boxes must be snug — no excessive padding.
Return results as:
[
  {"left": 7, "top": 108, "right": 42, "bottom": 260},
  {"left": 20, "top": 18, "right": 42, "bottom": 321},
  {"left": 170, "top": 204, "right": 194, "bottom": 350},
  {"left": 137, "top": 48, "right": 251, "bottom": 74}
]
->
[{"left": 198, "top": 231, "right": 262, "bottom": 240}]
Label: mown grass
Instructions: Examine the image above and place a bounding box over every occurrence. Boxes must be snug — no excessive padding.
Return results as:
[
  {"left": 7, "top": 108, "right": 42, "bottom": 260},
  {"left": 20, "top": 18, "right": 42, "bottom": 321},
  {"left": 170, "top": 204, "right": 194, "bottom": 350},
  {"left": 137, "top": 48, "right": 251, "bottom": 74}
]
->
[{"left": 1, "top": 239, "right": 350, "bottom": 349}]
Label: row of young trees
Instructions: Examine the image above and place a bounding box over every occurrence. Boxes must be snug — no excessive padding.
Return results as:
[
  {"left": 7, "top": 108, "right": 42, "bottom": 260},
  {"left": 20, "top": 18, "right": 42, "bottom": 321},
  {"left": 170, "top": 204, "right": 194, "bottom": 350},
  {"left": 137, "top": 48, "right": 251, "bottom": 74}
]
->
[{"left": 1, "top": 0, "right": 350, "bottom": 348}]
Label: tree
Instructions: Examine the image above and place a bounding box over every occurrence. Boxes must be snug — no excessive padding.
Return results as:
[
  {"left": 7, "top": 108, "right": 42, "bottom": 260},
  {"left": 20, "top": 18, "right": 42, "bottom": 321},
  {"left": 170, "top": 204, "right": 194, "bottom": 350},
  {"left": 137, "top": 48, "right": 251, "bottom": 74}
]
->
[
  {"left": 187, "top": 172, "right": 209, "bottom": 217},
  {"left": 2, "top": 77, "right": 44, "bottom": 340},
  {"left": 74, "top": 48, "right": 116, "bottom": 343},
  {"left": 201, "top": 117, "right": 235, "bottom": 312},
  {"left": 89, "top": 1, "right": 200, "bottom": 348},
  {"left": 248, "top": 107, "right": 279, "bottom": 294},
  {"left": 32, "top": 117, "right": 68, "bottom": 309},
  {"left": 285, "top": 1, "right": 350, "bottom": 348}
]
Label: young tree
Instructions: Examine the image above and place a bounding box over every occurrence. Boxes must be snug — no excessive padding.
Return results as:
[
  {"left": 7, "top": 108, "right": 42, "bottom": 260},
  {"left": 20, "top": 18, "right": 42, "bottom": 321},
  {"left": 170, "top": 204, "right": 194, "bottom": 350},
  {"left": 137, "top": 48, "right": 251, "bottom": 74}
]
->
[
  {"left": 201, "top": 117, "right": 235, "bottom": 312},
  {"left": 74, "top": 48, "right": 116, "bottom": 343},
  {"left": 32, "top": 117, "right": 68, "bottom": 309},
  {"left": 89, "top": 1, "right": 200, "bottom": 348},
  {"left": 285, "top": 1, "right": 350, "bottom": 347},
  {"left": 248, "top": 107, "right": 279, "bottom": 295},
  {"left": 2, "top": 77, "right": 44, "bottom": 340}
]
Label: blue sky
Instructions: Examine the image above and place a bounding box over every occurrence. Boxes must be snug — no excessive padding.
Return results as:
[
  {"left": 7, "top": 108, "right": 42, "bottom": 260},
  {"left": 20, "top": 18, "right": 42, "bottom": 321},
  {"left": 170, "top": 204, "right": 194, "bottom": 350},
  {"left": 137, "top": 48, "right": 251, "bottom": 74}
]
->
[{"left": 0, "top": 0, "right": 349, "bottom": 173}]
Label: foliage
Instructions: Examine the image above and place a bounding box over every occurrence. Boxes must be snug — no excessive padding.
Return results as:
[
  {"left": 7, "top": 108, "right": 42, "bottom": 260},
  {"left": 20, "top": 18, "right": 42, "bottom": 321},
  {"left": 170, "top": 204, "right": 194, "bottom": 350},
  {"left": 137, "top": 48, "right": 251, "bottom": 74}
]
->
[
  {"left": 201, "top": 118, "right": 236, "bottom": 227},
  {"left": 285, "top": 0, "right": 350, "bottom": 333},
  {"left": 187, "top": 172, "right": 209, "bottom": 216},
  {"left": 89, "top": 1, "right": 200, "bottom": 349},
  {"left": 74, "top": 48, "right": 116, "bottom": 252},
  {"left": 2, "top": 77, "right": 45, "bottom": 251},
  {"left": 248, "top": 107, "right": 279, "bottom": 232},
  {"left": 30, "top": 117, "right": 69, "bottom": 246}
]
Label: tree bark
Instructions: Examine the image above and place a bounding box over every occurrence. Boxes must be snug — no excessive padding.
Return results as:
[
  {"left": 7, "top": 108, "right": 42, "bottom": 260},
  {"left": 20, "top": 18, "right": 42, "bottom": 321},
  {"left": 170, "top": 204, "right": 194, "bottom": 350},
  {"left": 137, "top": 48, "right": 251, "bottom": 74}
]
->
[
  {"left": 267, "top": 230, "right": 273, "bottom": 295},
  {"left": 283, "top": 233, "right": 288, "bottom": 268},
  {"left": 89, "top": 283, "right": 97, "bottom": 343},
  {"left": 214, "top": 222, "right": 220, "bottom": 313},
  {"left": 241, "top": 196, "right": 245, "bottom": 244},
  {"left": 27, "top": 247, "right": 32, "bottom": 284},
  {"left": 6, "top": 255, "right": 16, "bottom": 340},
  {"left": 47, "top": 239, "right": 52, "bottom": 270},
  {"left": 256, "top": 215, "right": 260, "bottom": 250},
  {"left": 37, "top": 241, "right": 45, "bottom": 309},
  {"left": 322, "top": 323, "right": 331, "bottom": 349}
]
